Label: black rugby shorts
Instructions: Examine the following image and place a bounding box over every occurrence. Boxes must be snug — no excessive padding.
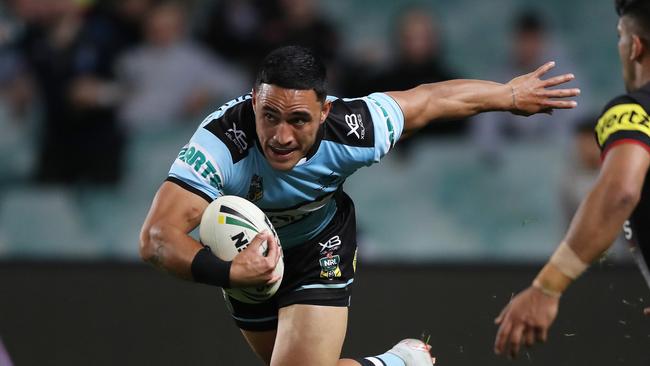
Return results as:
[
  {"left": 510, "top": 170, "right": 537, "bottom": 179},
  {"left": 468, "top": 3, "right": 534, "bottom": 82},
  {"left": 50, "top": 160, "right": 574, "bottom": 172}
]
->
[{"left": 223, "top": 192, "right": 358, "bottom": 331}]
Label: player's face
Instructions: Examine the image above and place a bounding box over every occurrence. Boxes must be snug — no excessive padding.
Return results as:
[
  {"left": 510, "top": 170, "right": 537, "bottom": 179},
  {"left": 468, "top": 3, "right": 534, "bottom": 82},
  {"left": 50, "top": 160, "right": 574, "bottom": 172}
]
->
[
  {"left": 253, "top": 84, "right": 331, "bottom": 171},
  {"left": 618, "top": 17, "right": 637, "bottom": 92}
]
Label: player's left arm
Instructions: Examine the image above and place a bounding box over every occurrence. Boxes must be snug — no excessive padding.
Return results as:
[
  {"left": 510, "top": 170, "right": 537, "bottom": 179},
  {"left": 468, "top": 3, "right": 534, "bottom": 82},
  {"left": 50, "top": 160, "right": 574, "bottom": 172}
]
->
[
  {"left": 494, "top": 143, "right": 650, "bottom": 358},
  {"left": 387, "top": 62, "right": 579, "bottom": 135}
]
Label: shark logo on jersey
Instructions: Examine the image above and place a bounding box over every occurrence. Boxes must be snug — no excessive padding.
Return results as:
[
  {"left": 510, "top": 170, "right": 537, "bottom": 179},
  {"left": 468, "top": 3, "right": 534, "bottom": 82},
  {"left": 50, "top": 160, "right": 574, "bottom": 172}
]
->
[
  {"left": 247, "top": 175, "right": 264, "bottom": 202},
  {"left": 317, "top": 172, "right": 343, "bottom": 192},
  {"left": 226, "top": 122, "right": 248, "bottom": 153},
  {"left": 345, "top": 113, "right": 365, "bottom": 139}
]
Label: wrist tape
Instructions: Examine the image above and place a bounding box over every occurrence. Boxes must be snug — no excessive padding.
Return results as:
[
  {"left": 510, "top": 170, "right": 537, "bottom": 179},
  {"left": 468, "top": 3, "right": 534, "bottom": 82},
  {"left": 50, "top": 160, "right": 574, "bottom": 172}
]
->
[
  {"left": 191, "top": 246, "right": 231, "bottom": 288},
  {"left": 549, "top": 241, "right": 588, "bottom": 280}
]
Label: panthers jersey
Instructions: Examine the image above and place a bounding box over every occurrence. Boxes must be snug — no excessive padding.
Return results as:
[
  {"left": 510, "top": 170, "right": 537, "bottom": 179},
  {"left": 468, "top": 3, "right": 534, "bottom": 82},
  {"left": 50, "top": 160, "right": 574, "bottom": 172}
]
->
[
  {"left": 595, "top": 82, "right": 650, "bottom": 286},
  {"left": 167, "top": 92, "right": 404, "bottom": 249}
]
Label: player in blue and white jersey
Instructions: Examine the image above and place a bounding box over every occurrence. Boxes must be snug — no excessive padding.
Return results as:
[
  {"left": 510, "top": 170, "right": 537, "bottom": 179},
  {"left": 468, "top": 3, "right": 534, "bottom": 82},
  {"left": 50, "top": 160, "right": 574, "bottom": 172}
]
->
[{"left": 140, "top": 46, "right": 579, "bottom": 366}]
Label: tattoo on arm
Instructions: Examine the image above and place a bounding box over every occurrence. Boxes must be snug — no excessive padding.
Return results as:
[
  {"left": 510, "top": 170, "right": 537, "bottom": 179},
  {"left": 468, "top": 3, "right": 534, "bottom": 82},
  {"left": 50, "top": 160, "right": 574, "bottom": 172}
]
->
[{"left": 148, "top": 242, "right": 166, "bottom": 271}]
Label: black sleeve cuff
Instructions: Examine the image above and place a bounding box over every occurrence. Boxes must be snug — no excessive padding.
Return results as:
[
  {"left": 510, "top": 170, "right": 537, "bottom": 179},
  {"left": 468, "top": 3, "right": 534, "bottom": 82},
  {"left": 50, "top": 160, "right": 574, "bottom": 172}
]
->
[{"left": 191, "top": 246, "right": 231, "bottom": 288}]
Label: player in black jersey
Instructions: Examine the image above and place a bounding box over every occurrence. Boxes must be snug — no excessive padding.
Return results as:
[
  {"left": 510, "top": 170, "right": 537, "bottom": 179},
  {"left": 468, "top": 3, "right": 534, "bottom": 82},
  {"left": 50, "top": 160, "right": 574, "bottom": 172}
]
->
[{"left": 495, "top": 0, "right": 650, "bottom": 358}]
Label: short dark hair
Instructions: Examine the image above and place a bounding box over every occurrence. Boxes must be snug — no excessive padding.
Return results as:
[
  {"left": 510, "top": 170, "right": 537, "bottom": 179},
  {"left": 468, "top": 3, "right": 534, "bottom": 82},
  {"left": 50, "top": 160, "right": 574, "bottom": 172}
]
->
[
  {"left": 255, "top": 46, "right": 327, "bottom": 102},
  {"left": 616, "top": 0, "right": 650, "bottom": 38}
]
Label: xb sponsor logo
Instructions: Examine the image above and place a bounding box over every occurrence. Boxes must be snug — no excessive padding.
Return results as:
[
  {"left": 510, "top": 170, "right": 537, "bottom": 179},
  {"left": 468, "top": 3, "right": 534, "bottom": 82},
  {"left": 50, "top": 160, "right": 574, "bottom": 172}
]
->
[
  {"left": 226, "top": 122, "right": 248, "bottom": 152},
  {"left": 319, "top": 235, "right": 341, "bottom": 253},
  {"left": 319, "top": 252, "right": 342, "bottom": 279},
  {"left": 344, "top": 113, "right": 365, "bottom": 139}
]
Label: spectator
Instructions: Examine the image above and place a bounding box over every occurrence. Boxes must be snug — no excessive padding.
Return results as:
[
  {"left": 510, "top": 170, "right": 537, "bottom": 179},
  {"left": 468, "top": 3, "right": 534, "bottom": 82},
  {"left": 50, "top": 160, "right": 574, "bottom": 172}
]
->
[
  {"left": 559, "top": 115, "right": 629, "bottom": 262},
  {"left": 559, "top": 115, "right": 601, "bottom": 223},
  {"left": 15, "top": 0, "right": 129, "bottom": 185},
  {"left": 197, "top": 0, "right": 278, "bottom": 73},
  {"left": 272, "top": 0, "right": 339, "bottom": 63},
  {"left": 351, "top": 6, "right": 464, "bottom": 157},
  {"left": 108, "top": 0, "right": 155, "bottom": 48},
  {"left": 116, "top": 1, "right": 248, "bottom": 132},
  {"left": 471, "top": 10, "right": 587, "bottom": 163}
]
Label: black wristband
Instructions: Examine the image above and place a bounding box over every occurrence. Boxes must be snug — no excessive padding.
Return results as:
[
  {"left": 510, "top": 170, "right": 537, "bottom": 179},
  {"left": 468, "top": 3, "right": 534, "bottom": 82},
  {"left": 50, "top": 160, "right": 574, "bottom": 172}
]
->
[{"left": 191, "top": 246, "right": 232, "bottom": 288}]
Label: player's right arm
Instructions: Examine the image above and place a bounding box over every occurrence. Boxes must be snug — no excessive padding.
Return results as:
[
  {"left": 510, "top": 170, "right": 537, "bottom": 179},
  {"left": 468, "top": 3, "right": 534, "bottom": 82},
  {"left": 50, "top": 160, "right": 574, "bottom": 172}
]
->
[
  {"left": 139, "top": 182, "right": 281, "bottom": 287},
  {"left": 140, "top": 98, "right": 281, "bottom": 287},
  {"left": 139, "top": 181, "right": 208, "bottom": 280}
]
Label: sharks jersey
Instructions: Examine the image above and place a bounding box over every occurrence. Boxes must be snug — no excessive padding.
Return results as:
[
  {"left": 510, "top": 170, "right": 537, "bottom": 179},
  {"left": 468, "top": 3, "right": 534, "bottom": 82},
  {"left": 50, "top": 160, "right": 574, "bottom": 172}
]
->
[{"left": 167, "top": 92, "right": 404, "bottom": 249}]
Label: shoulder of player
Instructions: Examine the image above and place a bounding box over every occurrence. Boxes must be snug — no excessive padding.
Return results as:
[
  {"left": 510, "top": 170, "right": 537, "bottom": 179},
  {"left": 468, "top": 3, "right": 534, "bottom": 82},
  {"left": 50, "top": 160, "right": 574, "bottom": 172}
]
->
[
  {"left": 322, "top": 97, "right": 375, "bottom": 148},
  {"left": 201, "top": 95, "right": 257, "bottom": 163},
  {"left": 598, "top": 92, "right": 650, "bottom": 121},
  {"left": 599, "top": 84, "right": 650, "bottom": 113},
  {"left": 600, "top": 94, "right": 639, "bottom": 114},
  {"left": 596, "top": 92, "right": 650, "bottom": 147}
]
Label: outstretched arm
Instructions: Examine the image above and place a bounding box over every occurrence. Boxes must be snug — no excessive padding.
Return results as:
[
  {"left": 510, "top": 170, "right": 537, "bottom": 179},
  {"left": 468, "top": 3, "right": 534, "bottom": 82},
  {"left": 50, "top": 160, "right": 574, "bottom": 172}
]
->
[
  {"left": 494, "top": 143, "right": 650, "bottom": 358},
  {"left": 387, "top": 62, "right": 580, "bottom": 135}
]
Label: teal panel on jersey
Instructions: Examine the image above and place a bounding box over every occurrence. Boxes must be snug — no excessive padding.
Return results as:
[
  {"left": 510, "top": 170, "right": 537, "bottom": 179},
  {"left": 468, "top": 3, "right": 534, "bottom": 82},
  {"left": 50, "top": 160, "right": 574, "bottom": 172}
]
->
[{"left": 366, "top": 92, "right": 405, "bottom": 161}]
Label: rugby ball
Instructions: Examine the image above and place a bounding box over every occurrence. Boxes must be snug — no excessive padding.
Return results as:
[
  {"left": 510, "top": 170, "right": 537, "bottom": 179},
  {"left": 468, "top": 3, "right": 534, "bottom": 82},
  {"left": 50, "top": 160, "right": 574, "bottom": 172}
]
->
[{"left": 199, "top": 195, "right": 283, "bottom": 303}]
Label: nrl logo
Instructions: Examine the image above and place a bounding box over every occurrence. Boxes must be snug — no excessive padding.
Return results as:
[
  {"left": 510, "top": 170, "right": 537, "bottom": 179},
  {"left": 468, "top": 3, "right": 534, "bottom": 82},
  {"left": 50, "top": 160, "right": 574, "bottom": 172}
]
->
[{"left": 319, "top": 252, "right": 342, "bottom": 279}]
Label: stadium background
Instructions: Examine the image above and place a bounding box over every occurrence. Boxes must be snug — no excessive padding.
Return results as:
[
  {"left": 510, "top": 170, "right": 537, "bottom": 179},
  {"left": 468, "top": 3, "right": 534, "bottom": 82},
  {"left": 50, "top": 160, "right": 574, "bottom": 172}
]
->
[{"left": 0, "top": 0, "right": 648, "bottom": 365}]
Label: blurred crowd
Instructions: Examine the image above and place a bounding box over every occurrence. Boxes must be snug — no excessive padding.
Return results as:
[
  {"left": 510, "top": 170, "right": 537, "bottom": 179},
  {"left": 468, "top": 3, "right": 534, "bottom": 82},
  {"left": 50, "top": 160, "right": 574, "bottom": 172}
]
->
[
  {"left": 0, "top": 0, "right": 627, "bottom": 261},
  {"left": 0, "top": 0, "right": 598, "bottom": 213}
]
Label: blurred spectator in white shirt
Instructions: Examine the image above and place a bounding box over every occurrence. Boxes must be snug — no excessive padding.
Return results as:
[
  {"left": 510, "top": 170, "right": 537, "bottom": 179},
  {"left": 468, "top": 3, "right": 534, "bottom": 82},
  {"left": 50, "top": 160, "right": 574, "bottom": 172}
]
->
[
  {"left": 116, "top": 1, "right": 248, "bottom": 132},
  {"left": 559, "top": 115, "right": 630, "bottom": 262},
  {"left": 471, "top": 10, "right": 590, "bottom": 164}
]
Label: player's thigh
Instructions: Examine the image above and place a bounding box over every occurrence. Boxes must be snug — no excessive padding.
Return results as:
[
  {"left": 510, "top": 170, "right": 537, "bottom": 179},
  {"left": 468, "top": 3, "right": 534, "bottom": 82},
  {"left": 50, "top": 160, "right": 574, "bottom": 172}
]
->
[
  {"left": 271, "top": 304, "right": 348, "bottom": 366},
  {"left": 240, "top": 329, "right": 277, "bottom": 365},
  {"left": 221, "top": 292, "right": 280, "bottom": 364}
]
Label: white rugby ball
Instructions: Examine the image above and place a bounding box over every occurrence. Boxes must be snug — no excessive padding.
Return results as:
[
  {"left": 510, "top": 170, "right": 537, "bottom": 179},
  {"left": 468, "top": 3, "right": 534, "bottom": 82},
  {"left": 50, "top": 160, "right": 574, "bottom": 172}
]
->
[{"left": 199, "top": 195, "right": 283, "bottom": 303}]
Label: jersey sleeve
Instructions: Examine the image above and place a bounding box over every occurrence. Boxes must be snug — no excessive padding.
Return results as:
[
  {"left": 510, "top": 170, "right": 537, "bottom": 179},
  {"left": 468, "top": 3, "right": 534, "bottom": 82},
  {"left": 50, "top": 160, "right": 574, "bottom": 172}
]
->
[
  {"left": 595, "top": 96, "right": 650, "bottom": 158},
  {"left": 167, "top": 115, "right": 234, "bottom": 202},
  {"left": 364, "top": 92, "right": 405, "bottom": 162}
]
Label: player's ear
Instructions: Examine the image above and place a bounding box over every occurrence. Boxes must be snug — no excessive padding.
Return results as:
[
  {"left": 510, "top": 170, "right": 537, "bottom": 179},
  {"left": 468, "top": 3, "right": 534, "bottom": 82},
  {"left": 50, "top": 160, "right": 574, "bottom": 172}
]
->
[
  {"left": 320, "top": 101, "right": 332, "bottom": 124},
  {"left": 630, "top": 34, "right": 644, "bottom": 61},
  {"left": 252, "top": 87, "right": 258, "bottom": 108}
]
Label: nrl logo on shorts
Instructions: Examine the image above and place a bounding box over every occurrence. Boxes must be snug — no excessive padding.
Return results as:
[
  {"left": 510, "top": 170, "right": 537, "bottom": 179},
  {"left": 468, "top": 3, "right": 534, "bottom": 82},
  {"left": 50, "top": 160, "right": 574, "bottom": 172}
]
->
[
  {"left": 319, "top": 252, "right": 342, "bottom": 279},
  {"left": 246, "top": 174, "right": 264, "bottom": 202}
]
